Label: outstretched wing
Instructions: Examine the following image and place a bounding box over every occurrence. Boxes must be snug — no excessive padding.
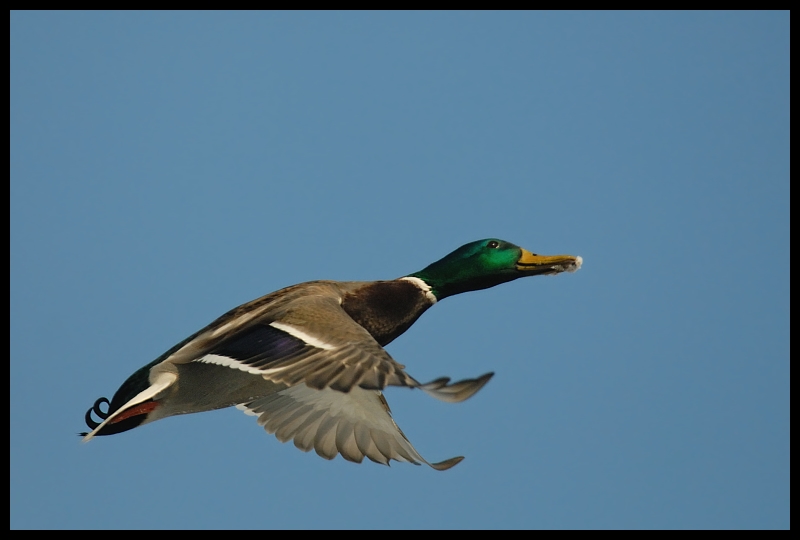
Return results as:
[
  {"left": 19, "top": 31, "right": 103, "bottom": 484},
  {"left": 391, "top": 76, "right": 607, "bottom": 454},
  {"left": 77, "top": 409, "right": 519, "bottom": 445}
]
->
[
  {"left": 192, "top": 295, "right": 419, "bottom": 392},
  {"left": 155, "top": 283, "right": 493, "bottom": 399},
  {"left": 195, "top": 297, "right": 494, "bottom": 400},
  {"left": 237, "top": 383, "right": 463, "bottom": 470}
]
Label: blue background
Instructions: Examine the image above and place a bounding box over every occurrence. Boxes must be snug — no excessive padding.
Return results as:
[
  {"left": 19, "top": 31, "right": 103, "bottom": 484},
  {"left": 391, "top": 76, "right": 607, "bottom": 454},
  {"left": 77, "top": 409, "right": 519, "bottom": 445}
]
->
[{"left": 11, "top": 11, "right": 789, "bottom": 529}]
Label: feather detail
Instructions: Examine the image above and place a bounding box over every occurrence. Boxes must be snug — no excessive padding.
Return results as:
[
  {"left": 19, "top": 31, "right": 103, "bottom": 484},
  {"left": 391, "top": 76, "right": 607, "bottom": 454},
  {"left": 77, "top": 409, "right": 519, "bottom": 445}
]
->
[{"left": 237, "top": 384, "right": 462, "bottom": 470}]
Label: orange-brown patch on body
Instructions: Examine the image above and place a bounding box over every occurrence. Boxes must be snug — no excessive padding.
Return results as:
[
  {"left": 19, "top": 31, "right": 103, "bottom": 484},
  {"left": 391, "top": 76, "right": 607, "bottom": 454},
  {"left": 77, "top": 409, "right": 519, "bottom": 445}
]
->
[{"left": 110, "top": 401, "right": 158, "bottom": 424}]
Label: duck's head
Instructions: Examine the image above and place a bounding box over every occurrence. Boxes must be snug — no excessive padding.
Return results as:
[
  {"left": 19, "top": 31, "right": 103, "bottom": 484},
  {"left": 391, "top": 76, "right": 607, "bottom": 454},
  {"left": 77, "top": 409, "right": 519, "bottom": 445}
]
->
[{"left": 408, "top": 239, "right": 582, "bottom": 301}]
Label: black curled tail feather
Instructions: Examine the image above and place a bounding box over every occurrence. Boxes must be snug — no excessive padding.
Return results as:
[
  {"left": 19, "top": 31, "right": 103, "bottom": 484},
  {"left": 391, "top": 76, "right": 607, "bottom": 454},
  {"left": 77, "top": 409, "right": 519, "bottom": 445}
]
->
[{"left": 79, "top": 397, "right": 110, "bottom": 437}]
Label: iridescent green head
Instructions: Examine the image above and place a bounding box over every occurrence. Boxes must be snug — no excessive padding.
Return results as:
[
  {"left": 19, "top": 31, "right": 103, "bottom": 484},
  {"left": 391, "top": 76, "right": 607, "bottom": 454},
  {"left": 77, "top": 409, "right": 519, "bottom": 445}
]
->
[{"left": 408, "top": 239, "right": 582, "bottom": 301}]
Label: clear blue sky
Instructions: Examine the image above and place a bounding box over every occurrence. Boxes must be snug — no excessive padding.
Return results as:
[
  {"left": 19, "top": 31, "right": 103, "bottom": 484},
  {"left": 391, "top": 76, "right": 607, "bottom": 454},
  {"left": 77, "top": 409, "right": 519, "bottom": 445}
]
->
[{"left": 10, "top": 11, "right": 789, "bottom": 529}]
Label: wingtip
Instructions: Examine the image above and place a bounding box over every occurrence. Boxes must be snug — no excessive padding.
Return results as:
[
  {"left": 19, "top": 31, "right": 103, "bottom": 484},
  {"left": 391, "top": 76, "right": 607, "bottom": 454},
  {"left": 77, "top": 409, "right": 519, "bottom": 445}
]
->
[
  {"left": 419, "top": 371, "right": 495, "bottom": 403},
  {"left": 429, "top": 456, "right": 464, "bottom": 471}
]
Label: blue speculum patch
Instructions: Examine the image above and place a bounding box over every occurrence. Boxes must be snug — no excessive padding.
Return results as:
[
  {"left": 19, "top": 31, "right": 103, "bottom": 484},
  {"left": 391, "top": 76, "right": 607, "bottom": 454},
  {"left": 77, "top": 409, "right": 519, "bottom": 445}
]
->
[{"left": 209, "top": 324, "right": 310, "bottom": 368}]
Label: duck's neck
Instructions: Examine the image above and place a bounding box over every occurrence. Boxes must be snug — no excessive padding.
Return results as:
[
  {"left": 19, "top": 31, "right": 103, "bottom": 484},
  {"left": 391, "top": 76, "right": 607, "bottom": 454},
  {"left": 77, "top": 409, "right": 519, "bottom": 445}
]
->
[
  {"left": 408, "top": 259, "right": 520, "bottom": 300},
  {"left": 341, "top": 278, "right": 437, "bottom": 346}
]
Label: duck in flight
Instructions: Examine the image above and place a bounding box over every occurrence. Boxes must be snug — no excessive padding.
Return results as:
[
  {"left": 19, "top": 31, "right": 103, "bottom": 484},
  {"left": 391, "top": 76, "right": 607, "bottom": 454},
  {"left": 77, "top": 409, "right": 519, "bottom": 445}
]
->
[{"left": 82, "top": 239, "right": 582, "bottom": 470}]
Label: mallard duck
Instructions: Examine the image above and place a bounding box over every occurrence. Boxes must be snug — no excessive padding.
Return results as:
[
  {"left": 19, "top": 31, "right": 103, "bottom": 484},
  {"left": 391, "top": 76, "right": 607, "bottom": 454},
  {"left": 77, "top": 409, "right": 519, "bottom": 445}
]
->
[{"left": 82, "top": 239, "right": 581, "bottom": 470}]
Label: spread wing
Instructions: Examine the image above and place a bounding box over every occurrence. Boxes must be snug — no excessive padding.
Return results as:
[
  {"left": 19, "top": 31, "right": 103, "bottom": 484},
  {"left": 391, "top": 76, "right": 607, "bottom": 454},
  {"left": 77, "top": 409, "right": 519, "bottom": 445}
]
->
[
  {"left": 192, "top": 295, "right": 419, "bottom": 392},
  {"left": 237, "top": 383, "right": 463, "bottom": 470},
  {"left": 182, "top": 294, "right": 493, "bottom": 399}
]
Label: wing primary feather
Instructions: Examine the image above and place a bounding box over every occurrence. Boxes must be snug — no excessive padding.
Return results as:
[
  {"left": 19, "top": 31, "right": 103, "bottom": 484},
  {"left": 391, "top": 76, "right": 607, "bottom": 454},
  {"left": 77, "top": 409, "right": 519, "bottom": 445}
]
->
[
  {"left": 292, "top": 410, "right": 327, "bottom": 452},
  {"left": 418, "top": 372, "right": 495, "bottom": 403},
  {"left": 313, "top": 416, "right": 340, "bottom": 460},
  {"left": 429, "top": 456, "right": 465, "bottom": 471},
  {"left": 329, "top": 364, "right": 366, "bottom": 393},
  {"left": 335, "top": 420, "right": 363, "bottom": 463},
  {"left": 354, "top": 424, "right": 387, "bottom": 466},
  {"left": 273, "top": 404, "right": 315, "bottom": 443}
]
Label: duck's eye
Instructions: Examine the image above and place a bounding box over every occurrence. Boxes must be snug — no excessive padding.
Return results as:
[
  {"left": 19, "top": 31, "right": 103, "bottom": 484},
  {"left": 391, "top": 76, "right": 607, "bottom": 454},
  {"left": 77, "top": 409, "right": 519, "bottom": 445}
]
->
[{"left": 487, "top": 241, "right": 500, "bottom": 249}]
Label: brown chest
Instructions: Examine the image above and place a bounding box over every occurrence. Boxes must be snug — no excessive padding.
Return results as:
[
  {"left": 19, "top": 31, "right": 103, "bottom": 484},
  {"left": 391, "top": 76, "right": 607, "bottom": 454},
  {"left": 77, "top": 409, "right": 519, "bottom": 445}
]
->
[{"left": 341, "top": 280, "right": 433, "bottom": 346}]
